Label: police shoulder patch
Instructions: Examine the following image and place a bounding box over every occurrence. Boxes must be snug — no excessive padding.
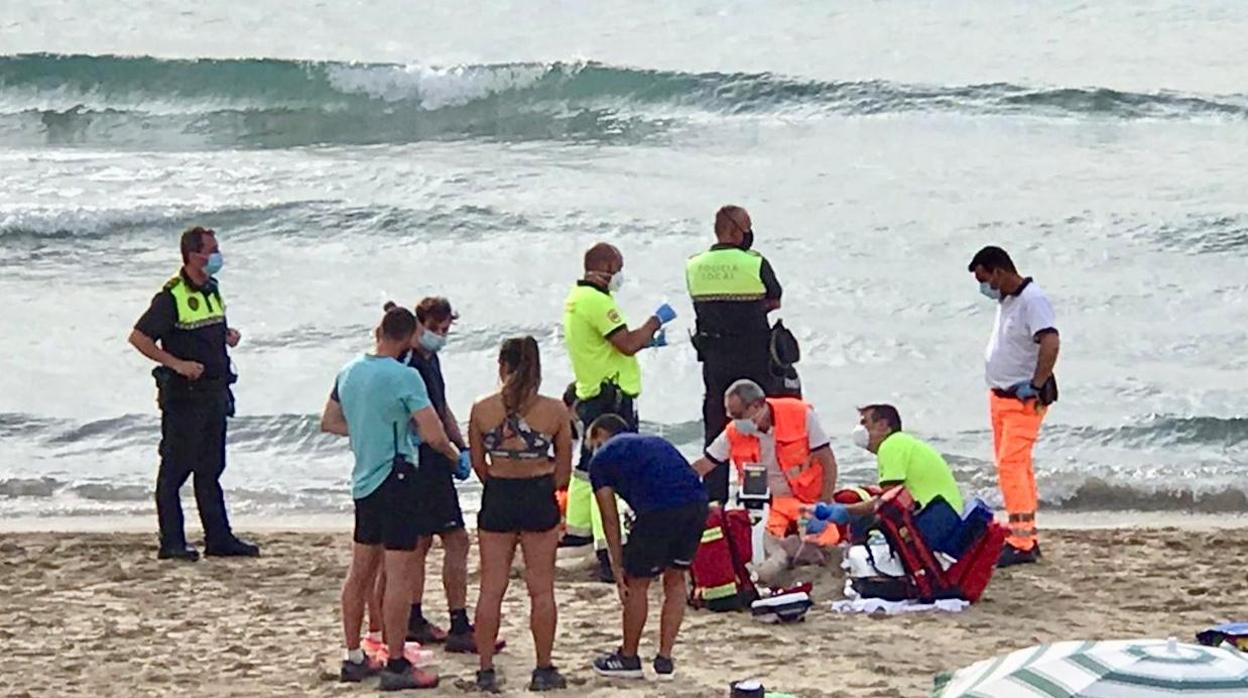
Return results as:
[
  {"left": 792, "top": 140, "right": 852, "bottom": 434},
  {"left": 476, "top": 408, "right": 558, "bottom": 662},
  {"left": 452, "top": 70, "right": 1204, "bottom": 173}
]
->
[{"left": 607, "top": 309, "right": 621, "bottom": 324}]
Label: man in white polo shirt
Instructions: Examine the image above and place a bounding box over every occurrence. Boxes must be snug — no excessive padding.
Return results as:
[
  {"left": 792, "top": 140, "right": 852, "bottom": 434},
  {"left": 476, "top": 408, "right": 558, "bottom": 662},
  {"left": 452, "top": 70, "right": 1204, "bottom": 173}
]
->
[{"left": 968, "top": 246, "right": 1060, "bottom": 568}]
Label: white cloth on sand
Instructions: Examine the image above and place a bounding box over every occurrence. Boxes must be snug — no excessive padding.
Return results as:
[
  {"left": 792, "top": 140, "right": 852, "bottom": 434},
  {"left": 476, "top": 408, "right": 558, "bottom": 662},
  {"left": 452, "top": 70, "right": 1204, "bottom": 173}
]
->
[{"left": 829, "top": 594, "right": 969, "bottom": 616}]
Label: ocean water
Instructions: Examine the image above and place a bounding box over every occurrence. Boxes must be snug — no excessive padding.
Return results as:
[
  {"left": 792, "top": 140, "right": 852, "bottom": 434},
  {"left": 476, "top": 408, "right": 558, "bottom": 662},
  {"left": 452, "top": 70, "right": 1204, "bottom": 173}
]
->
[{"left": 2, "top": 1, "right": 1247, "bottom": 520}]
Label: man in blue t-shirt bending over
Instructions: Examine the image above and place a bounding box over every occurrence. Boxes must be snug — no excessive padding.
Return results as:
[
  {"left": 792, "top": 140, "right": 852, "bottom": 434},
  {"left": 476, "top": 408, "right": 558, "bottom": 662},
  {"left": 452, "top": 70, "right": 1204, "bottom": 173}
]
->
[
  {"left": 320, "top": 305, "right": 460, "bottom": 691},
  {"left": 586, "top": 414, "right": 709, "bottom": 682}
]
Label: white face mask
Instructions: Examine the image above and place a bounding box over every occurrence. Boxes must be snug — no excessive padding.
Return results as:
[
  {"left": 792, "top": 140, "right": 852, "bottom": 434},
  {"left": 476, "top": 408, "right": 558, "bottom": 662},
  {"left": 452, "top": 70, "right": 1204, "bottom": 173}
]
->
[
  {"left": 851, "top": 424, "right": 871, "bottom": 450},
  {"left": 733, "top": 418, "right": 759, "bottom": 435},
  {"left": 607, "top": 270, "right": 625, "bottom": 293}
]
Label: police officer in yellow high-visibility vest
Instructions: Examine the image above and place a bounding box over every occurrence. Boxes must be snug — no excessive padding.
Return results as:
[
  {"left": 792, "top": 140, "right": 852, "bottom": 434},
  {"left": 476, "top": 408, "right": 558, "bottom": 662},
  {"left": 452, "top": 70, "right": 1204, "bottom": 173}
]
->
[
  {"left": 686, "top": 205, "right": 784, "bottom": 504},
  {"left": 561, "top": 242, "right": 676, "bottom": 582},
  {"left": 129, "top": 226, "right": 259, "bottom": 562}
]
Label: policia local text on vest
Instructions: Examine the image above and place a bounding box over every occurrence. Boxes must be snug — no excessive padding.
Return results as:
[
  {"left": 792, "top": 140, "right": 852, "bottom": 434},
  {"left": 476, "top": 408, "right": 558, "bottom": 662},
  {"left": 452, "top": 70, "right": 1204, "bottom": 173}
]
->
[
  {"left": 129, "top": 227, "right": 257, "bottom": 562},
  {"left": 686, "top": 207, "right": 786, "bottom": 504}
]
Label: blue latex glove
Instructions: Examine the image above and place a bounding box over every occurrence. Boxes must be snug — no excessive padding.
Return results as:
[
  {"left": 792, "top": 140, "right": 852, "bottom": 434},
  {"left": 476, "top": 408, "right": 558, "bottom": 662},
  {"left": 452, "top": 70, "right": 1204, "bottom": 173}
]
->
[
  {"left": 1011, "top": 381, "right": 1040, "bottom": 400},
  {"left": 454, "top": 450, "right": 472, "bottom": 481},
  {"left": 813, "top": 502, "right": 850, "bottom": 524},
  {"left": 805, "top": 517, "right": 830, "bottom": 536},
  {"left": 648, "top": 328, "right": 667, "bottom": 348},
  {"left": 653, "top": 303, "right": 677, "bottom": 325}
]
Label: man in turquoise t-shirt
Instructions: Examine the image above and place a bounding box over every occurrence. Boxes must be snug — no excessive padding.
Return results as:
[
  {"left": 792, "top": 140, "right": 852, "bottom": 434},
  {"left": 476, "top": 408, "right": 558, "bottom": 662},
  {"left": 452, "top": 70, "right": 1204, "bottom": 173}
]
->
[
  {"left": 320, "top": 305, "right": 460, "bottom": 690},
  {"left": 806, "top": 404, "right": 962, "bottom": 531},
  {"left": 334, "top": 354, "right": 428, "bottom": 499}
]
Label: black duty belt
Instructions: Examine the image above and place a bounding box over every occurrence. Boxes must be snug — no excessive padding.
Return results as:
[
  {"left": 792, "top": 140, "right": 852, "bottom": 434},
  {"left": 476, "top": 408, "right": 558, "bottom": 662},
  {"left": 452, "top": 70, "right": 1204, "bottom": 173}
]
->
[{"left": 694, "top": 329, "right": 770, "bottom": 340}]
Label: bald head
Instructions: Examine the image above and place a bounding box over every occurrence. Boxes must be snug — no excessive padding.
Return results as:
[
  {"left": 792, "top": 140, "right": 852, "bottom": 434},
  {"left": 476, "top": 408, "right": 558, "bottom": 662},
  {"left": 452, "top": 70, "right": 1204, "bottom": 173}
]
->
[
  {"left": 714, "top": 205, "right": 752, "bottom": 246},
  {"left": 583, "top": 242, "right": 623, "bottom": 274}
]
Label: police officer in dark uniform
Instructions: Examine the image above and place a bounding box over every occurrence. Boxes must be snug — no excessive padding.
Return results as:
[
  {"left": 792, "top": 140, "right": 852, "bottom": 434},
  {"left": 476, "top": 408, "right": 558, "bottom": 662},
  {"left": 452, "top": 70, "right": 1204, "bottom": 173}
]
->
[
  {"left": 685, "top": 205, "right": 784, "bottom": 504},
  {"left": 129, "top": 226, "right": 259, "bottom": 561}
]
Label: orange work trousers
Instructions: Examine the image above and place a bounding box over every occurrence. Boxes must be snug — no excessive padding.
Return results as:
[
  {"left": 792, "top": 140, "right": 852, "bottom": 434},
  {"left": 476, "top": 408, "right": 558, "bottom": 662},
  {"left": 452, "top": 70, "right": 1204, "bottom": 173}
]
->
[
  {"left": 770, "top": 496, "right": 841, "bottom": 546},
  {"left": 989, "top": 392, "right": 1046, "bottom": 551}
]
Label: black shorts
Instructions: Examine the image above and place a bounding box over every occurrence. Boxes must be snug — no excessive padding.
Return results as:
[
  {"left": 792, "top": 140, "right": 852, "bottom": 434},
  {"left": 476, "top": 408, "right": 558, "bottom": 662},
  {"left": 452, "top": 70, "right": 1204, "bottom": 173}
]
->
[
  {"left": 623, "top": 501, "right": 709, "bottom": 579},
  {"left": 354, "top": 460, "right": 421, "bottom": 551},
  {"left": 477, "top": 474, "right": 560, "bottom": 534},
  {"left": 413, "top": 445, "right": 465, "bottom": 536}
]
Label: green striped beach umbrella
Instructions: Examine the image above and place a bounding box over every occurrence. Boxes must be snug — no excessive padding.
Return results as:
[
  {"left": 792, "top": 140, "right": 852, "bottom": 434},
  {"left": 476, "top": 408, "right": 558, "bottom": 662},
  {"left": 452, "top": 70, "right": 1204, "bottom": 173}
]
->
[{"left": 932, "top": 638, "right": 1248, "bottom": 697}]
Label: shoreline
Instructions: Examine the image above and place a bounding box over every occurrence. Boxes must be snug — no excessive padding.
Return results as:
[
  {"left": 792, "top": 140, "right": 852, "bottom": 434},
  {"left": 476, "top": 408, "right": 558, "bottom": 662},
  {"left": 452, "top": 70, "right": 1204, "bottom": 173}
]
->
[{"left": 2, "top": 509, "right": 1245, "bottom": 534}]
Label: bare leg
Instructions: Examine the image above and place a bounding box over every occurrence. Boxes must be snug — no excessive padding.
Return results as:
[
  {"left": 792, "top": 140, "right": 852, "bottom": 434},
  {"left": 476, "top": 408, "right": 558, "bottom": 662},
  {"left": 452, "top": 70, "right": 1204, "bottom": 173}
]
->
[
  {"left": 621, "top": 575, "right": 650, "bottom": 657},
  {"left": 442, "top": 528, "right": 470, "bottom": 612},
  {"left": 410, "top": 535, "right": 433, "bottom": 608},
  {"left": 657, "top": 569, "right": 687, "bottom": 658},
  {"left": 367, "top": 566, "right": 386, "bottom": 635},
  {"left": 519, "top": 527, "right": 560, "bottom": 668},
  {"left": 383, "top": 550, "right": 417, "bottom": 661},
  {"left": 475, "top": 530, "right": 518, "bottom": 670},
  {"left": 342, "top": 543, "right": 383, "bottom": 651}
]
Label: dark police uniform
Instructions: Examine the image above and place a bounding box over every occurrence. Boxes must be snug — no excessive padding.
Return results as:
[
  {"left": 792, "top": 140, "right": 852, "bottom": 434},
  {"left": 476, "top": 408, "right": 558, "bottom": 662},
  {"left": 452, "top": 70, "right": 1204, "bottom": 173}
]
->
[
  {"left": 134, "top": 270, "right": 237, "bottom": 550},
  {"left": 405, "top": 349, "right": 466, "bottom": 535},
  {"left": 685, "top": 243, "right": 782, "bottom": 503}
]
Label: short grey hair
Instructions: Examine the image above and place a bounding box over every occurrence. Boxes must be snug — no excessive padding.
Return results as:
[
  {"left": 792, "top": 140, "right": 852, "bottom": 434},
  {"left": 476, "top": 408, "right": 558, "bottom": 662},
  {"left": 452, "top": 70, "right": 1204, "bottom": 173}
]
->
[{"left": 724, "top": 379, "right": 766, "bottom": 406}]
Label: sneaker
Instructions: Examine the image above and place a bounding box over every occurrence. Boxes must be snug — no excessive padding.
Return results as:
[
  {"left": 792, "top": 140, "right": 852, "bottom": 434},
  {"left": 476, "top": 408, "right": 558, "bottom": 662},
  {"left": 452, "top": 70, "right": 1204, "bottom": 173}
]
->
[
  {"left": 476, "top": 668, "right": 501, "bottom": 693},
  {"left": 407, "top": 620, "right": 448, "bottom": 645},
  {"left": 592, "top": 651, "right": 643, "bottom": 679},
  {"left": 529, "top": 665, "right": 567, "bottom": 691},
  {"left": 204, "top": 537, "right": 260, "bottom": 557},
  {"left": 340, "top": 655, "right": 382, "bottom": 683},
  {"left": 156, "top": 544, "right": 199, "bottom": 562},
  {"left": 446, "top": 630, "right": 507, "bottom": 655},
  {"left": 446, "top": 630, "right": 475, "bottom": 653},
  {"left": 379, "top": 659, "right": 439, "bottom": 691},
  {"left": 557, "top": 534, "right": 593, "bottom": 548},
  {"left": 652, "top": 655, "right": 674, "bottom": 681},
  {"left": 997, "top": 542, "right": 1041, "bottom": 568}
]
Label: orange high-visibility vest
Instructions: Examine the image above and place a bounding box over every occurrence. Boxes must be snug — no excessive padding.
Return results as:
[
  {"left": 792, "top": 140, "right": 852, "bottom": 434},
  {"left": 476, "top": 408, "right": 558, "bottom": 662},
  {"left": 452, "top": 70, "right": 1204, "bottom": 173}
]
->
[{"left": 726, "top": 398, "right": 823, "bottom": 503}]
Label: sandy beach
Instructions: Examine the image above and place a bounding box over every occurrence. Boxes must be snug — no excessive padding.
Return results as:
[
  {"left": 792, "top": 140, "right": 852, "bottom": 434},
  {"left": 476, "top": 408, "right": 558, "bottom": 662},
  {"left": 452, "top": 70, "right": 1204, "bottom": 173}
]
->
[{"left": 4, "top": 522, "right": 1245, "bottom": 698}]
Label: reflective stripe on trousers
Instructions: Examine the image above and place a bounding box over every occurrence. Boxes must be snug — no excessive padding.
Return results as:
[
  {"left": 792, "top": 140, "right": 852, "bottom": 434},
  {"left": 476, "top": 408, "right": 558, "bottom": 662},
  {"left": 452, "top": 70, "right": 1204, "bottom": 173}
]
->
[
  {"left": 564, "top": 476, "right": 622, "bottom": 550},
  {"left": 989, "top": 392, "right": 1046, "bottom": 551}
]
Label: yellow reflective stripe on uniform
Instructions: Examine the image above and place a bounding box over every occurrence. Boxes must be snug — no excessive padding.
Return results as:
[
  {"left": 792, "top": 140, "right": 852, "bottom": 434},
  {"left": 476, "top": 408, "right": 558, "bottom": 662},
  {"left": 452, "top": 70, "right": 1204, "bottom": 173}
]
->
[
  {"left": 701, "top": 582, "right": 738, "bottom": 600},
  {"left": 166, "top": 273, "right": 226, "bottom": 330},
  {"left": 700, "top": 527, "right": 724, "bottom": 544},
  {"left": 175, "top": 316, "right": 226, "bottom": 331},
  {"left": 685, "top": 248, "right": 766, "bottom": 301}
]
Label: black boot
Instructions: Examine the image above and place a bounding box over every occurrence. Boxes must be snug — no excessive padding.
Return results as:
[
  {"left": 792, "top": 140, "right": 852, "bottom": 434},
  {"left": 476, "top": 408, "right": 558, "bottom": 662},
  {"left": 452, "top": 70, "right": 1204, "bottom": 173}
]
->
[
  {"left": 204, "top": 537, "right": 260, "bottom": 557},
  {"left": 157, "top": 543, "right": 199, "bottom": 562}
]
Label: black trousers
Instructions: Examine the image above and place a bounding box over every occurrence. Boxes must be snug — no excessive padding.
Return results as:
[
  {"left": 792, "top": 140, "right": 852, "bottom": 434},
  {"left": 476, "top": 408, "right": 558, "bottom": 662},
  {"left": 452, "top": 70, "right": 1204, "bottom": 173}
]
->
[
  {"left": 574, "top": 387, "right": 638, "bottom": 472},
  {"left": 156, "top": 392, "right": 233, "bottom": 548},
  {"left": 700, "top": 347, "right": 774, "bottom": 504}
]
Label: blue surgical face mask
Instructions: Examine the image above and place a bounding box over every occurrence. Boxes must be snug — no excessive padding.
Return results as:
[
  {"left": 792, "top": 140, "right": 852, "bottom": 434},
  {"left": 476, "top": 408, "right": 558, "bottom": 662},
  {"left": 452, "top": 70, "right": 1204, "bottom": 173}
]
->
[
  {"left": 979, "top": 281, "right": 1001, "bottom": 301},
  {"left": 205, "top": 252, "right": 224, "bottom": 275},
  {"left": 420, "top": 331, "right": 447, "bottom": 353}
]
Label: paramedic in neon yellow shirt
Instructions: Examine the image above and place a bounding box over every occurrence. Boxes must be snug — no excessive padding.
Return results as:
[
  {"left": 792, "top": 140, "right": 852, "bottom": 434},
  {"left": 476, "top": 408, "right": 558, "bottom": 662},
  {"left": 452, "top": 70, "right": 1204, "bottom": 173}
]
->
[
  {"left": 808, "top": 404, "right": 962, "bottom": 527},
  {"left": 560, "top": 242, "right": 676, "bottom": 582}
]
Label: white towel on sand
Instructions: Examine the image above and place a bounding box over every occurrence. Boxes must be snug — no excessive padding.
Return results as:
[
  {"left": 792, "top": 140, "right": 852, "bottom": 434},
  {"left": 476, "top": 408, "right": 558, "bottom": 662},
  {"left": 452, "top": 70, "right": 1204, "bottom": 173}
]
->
[{"left": 829, "top": 596, "right": 969, "bottom": 615}]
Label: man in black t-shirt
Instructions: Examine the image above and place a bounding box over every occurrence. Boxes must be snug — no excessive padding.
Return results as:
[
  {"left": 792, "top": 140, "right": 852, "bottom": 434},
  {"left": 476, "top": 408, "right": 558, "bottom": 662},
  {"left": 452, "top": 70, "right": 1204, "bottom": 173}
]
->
[
  {"left": 401, "top": 297, "right": 480, "bottom": 653},
  {"left": 128, "top": 226, "right": 258, "bottom": 562}
]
